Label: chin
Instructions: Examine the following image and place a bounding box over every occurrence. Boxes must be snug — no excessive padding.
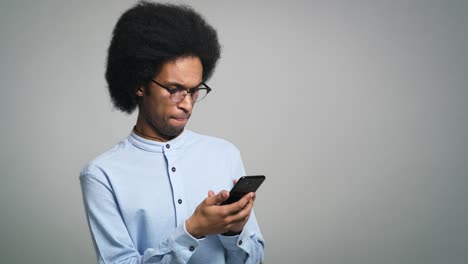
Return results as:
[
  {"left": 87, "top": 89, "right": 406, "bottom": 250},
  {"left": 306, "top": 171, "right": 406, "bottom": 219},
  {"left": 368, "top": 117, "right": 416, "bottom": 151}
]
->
[{"left": 161, "top": 125, "right": 185, "bottom": 138}]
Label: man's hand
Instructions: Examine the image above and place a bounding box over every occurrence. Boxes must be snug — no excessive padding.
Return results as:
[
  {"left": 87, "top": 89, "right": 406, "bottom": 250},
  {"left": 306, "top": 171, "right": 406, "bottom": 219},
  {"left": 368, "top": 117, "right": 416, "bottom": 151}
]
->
[{"left": 185, "top": 189, "right": 255, "bottom": 238}]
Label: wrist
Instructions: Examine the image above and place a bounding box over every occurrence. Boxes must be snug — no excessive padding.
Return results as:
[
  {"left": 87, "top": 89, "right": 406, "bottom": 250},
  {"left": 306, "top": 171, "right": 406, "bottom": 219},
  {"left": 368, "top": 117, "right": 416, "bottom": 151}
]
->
[{"left": 185, "top": 218, "right": 204, "bottom": 239}]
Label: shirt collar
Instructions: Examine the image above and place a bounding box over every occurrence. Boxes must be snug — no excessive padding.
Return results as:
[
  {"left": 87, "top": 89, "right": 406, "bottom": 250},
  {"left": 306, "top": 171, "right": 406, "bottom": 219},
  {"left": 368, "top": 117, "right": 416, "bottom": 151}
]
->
[{"left": 128, "top": 129, "right": 191, "bottom": 153}]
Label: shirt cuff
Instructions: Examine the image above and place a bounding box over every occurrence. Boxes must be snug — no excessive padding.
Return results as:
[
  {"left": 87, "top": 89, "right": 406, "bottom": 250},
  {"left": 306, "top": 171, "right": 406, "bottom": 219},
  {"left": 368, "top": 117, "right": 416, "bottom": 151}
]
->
[
  {"left": 167, "top": 223, "right": 203, "bottom": 262},
  {"left": 218, "top": 226, "right": 251, "bottom": 252}
]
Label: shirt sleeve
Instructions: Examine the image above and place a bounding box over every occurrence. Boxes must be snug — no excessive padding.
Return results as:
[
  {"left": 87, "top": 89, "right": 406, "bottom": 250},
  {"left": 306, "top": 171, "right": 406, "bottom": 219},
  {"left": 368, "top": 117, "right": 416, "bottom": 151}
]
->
[
  {"left": 80, "top": 165, "right": 201, "bottom": 264},
  {"left": 219, "top": 148, "right": 265, "bottom": 264}
]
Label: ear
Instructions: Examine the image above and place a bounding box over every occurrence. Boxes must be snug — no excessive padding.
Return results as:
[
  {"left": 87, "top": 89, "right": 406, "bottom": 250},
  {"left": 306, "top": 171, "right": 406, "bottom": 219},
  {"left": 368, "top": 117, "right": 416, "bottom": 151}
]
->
[{"left": 136, "top": 86, "right": 145, "bottom": 97}]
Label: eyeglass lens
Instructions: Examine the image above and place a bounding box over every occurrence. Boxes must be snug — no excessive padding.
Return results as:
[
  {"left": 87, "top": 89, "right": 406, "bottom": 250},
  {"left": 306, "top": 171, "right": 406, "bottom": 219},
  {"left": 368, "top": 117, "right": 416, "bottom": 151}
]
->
[{"left": 171, "top": 88, "right": 208, "bottom": 103}]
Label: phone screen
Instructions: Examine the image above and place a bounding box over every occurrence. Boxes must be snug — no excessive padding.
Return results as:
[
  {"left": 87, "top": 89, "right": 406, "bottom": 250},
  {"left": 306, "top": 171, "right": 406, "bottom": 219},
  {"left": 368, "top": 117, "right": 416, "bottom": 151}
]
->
[{"left": 221, "top": 175, "right": 265, "bottom": 205}]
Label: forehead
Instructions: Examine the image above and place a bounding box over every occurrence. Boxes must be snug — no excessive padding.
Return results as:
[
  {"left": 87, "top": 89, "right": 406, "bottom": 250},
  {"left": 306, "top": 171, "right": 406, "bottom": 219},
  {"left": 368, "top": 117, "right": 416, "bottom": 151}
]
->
[{"left": 156, "top": 56, "right": 203, "bottom": 86}]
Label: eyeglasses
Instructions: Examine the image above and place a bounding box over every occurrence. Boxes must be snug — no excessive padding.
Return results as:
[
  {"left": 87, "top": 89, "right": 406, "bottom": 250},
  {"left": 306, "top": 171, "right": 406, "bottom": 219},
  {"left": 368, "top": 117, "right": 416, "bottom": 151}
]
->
[{"left": 151, "top": 80, "right": 212, "bottom": 103}]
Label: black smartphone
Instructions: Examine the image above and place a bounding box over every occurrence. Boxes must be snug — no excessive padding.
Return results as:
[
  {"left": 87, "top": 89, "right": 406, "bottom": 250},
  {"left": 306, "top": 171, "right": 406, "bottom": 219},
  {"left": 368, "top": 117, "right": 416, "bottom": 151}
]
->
[{"left": 221, "top": 175, "right": 266, "bottom": 205}]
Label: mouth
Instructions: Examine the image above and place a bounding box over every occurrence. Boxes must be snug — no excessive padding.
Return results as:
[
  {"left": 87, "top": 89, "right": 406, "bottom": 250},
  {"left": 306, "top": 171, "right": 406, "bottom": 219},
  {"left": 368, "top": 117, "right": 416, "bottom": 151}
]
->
[{"left": 171, "top": 116, "right": 190, "bottom": 124}]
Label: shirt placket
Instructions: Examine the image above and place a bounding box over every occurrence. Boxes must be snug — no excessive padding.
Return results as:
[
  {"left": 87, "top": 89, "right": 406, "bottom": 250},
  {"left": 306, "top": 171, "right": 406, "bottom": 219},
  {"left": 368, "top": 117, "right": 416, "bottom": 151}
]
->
[{"left": 163, "top": 143, "right": 187, "bottom": 227}]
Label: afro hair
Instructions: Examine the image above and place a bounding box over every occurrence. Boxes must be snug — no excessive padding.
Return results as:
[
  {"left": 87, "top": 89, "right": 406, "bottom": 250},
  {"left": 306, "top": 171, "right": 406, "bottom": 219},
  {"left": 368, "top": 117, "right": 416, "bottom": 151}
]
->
[{"left": 105, "top": 1, "right": 221, "bottom": 113}]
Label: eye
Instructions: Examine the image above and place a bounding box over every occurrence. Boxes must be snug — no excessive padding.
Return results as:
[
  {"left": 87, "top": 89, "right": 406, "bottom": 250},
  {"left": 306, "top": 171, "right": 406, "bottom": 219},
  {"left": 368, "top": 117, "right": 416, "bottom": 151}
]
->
[
  {"left": 189, "top": 88, "right": 200, "bottom": 93},
  {"left": 168, "top": 86, "right": 186, "bottom": 94}
]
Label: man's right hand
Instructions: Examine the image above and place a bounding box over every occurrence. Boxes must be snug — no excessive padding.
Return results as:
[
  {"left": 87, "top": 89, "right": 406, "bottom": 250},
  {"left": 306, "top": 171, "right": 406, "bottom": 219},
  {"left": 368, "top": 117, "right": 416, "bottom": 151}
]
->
[{"left": 185, "top": 190, "right": 255, "bottom": 238}]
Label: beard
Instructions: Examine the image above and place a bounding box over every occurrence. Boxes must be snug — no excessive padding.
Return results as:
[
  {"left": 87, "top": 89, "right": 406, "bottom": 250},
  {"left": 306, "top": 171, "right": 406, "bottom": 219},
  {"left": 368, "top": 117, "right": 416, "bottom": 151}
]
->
[
  {"left": 147, "top": 116, "right": 189, "bottom": 140},
  {"left": 138, "top": 96, "right": 191, "bottom": 141}
]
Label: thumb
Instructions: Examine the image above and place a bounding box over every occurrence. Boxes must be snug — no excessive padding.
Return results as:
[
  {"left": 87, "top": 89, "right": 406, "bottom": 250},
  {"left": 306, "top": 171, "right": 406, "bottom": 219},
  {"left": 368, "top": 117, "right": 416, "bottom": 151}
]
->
[{"left": 205, "top": 190, "right": 229, "bottom": 205}]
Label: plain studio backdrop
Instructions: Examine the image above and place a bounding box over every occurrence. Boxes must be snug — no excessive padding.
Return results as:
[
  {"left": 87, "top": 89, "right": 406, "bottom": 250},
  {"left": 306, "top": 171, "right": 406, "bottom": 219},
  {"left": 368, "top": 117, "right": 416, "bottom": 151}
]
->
[{"left": 1, "top": 0, "right": 467, "bottom": 263}]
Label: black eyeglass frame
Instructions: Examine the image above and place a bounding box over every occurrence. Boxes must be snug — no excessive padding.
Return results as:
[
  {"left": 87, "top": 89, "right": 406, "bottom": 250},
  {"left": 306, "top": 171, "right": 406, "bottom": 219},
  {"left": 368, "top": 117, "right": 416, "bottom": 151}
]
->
[{"left": 151, "top": 79, "right": 212, "bottom": 103}]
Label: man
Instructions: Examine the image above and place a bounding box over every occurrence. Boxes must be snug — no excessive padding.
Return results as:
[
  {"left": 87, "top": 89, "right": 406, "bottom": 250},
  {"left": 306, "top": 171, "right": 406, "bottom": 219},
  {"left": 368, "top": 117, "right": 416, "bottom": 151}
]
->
[{"left": 80, "top": 2, "right": 265, "bottom": 264}]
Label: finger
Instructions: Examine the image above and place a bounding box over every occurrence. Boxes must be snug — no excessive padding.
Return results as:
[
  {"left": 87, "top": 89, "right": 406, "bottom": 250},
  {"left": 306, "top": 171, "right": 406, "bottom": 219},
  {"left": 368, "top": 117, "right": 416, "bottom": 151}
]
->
[
  {"left": 204, "top": 190, "right": 229, "bottom": 205},
  {"left": 244, "top": 197, "right": 255, "bottom": 211},
  {"left": 229, "top": 211, "right": 251, "bottom": 225},
  {"left": 233, "top": 179, "right": 238, "bottom": 185},
  {"left": 226, "top": 201, "right": 254, "bottom": 223},
  {"left": 208, "top": 190, "right": 215, "bottom": 197},
  {"left": 224, "top": 192, "right": 254, "bottom": 213},
  {"left": 241, "top": 195, "right": 255, "bottom": 212}
]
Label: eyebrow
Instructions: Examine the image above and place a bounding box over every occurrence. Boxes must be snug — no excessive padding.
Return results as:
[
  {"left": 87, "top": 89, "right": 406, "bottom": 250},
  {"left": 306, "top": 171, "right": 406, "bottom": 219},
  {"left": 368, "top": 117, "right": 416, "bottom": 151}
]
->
[{"left": 163, "top": 81, "right": 204, "bottom": 89}]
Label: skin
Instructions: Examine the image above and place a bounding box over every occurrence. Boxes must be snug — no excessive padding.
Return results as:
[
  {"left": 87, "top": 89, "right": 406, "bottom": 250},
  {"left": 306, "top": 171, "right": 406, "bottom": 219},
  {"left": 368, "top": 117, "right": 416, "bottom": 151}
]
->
[
  {"left": 135, "top": 56, "right": 255, "bottom": 238},
  {"left": 135, "top": 56, "right": 200, "bottom": 141}
]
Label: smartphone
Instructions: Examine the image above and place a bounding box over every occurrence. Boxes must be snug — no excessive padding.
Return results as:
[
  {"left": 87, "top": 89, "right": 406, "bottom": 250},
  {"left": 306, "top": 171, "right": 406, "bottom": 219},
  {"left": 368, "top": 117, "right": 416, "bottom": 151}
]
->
[{"left": 221, "top": 175, "right": 266, "bottom": 205}]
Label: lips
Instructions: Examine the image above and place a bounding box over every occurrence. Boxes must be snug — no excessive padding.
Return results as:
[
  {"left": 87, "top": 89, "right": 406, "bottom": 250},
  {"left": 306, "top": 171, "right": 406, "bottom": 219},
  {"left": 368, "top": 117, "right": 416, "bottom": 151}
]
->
[{"left": 172, "top": 115, "right": 190, "bottom": 123}]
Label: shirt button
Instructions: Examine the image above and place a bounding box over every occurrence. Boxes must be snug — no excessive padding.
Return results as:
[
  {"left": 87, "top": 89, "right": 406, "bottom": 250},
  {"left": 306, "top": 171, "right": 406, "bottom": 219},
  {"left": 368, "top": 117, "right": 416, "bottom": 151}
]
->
[
  {"left": 165, "top": 144, "right": 170, "bottom": 149},
  {"left": 178, "top": 199, "right": 182, "bottom": 204},
  {"left": 238, "top": 240, "right": 243, "bottom": 245},
  {"left": 189, "top": 245, "right": 195, "bottom": 252},
  {"left": 171, "top": 167, "right": 176, "bottom": 172}
]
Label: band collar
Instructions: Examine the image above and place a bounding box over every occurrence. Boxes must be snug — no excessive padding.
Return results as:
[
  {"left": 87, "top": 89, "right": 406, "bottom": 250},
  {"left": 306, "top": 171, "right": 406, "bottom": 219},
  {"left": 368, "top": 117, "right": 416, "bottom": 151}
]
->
[{"left": 128, "top": 129, "right": 191, "bottom": 153}]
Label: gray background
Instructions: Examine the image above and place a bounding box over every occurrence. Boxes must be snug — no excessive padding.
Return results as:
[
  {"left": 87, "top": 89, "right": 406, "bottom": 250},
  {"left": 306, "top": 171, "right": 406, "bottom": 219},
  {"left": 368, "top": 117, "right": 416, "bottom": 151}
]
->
[{"left": 1, "top": 0, "right": 467, "bottom": 263}]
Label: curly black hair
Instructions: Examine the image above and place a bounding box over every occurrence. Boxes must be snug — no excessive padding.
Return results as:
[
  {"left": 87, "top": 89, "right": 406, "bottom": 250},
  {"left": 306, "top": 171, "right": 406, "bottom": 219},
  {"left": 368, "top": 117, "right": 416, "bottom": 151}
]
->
[{"left": 105, "top": 1, "right": 221, "bottom": 113}]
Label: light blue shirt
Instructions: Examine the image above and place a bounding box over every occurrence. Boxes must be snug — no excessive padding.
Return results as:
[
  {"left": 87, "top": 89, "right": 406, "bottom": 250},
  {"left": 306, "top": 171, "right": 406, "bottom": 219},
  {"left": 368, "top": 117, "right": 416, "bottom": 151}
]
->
[{"left": 80, "top": 130, "right": 265, "bottom": 264}]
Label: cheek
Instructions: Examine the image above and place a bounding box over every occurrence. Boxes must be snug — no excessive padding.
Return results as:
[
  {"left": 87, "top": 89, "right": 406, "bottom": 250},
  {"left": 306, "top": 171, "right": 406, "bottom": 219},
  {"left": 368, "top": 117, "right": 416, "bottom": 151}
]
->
[{"left": 146, "top": 97, "right": 171, "bottom": 119}]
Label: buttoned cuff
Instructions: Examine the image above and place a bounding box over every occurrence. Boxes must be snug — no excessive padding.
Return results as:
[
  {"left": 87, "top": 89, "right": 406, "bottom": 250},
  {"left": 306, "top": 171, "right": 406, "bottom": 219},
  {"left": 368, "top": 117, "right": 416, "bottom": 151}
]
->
[
  {"left": 218, "top": 226, "right": 251, "bottom": 252},
  {"left": 168, "top": 223, "right": 203, "bottom": 262}
]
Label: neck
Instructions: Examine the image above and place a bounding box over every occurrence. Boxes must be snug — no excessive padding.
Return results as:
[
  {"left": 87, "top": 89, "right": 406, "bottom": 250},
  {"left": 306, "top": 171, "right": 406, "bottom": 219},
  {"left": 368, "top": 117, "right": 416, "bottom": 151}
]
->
[
  {"left": 134, "top": 114, "right": 178, "bottom": 142},
  {"left": 133, "top": 126, "right": 167, "bottom": 142}
]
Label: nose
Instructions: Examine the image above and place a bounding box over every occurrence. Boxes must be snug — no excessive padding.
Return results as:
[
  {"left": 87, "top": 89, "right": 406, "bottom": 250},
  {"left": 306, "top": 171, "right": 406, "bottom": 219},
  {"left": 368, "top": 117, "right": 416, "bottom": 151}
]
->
[{"left": 176, "top": 93, "right": 194, "bottom": 113}]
